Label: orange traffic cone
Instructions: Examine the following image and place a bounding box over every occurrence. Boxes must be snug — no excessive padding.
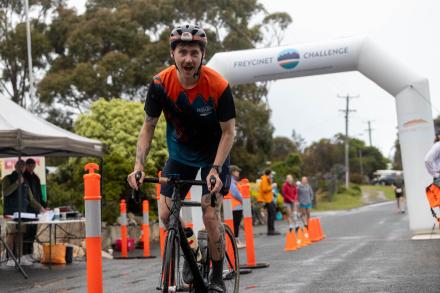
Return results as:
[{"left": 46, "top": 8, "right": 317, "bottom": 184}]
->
[
  {"left": 284, "top": 230, "right": 297, "bottom": 251},
  {"left": 303, "top": 227, "right": 312, "bottom": 245},
  {"left": 308, "top": 218, "right": 321, "bottom": 242},
  {"left": 316, "top": 218, "right": 326, "bottom": 240},
  {"left": 296, "top": 228, "right": 308, "bottom": 248}
]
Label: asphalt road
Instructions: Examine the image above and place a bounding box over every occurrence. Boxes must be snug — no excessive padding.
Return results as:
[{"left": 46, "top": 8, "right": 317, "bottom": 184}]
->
[{"left": 1, "top": 201, "right": 439, "bottom": 293}]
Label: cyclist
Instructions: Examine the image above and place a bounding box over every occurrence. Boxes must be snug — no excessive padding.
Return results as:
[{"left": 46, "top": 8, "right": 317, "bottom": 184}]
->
[{"left": 127, "top": 24, "right": 236, "bottom": 293}]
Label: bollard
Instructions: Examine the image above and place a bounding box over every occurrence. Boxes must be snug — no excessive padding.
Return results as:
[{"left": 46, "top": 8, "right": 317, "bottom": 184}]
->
[
  {"left": 83, "top": 163, "right": 103, "bottom": 293},
  {"left": 156, "top": 172, "right": 166, "bottom": 258},
  {"left": 182, "top": 191, "right": 193, "bottom": 229},
  {"left": 142, "top": 200, "right": 151, "bottom": 257},
  {"left": 120, "top": 199, "right": 128, "bottom": 258},
  {"left": 239, "top": 179, "right": 270, "bottom": 269},
  {"left": 223, "top": 192, "right": 235, "bottom": 268},
  {"left": 114, "top": 199, "right": 156, "bottom": 260}
]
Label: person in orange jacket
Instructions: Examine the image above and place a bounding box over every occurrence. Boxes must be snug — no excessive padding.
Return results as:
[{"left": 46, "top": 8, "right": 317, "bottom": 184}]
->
[{"left": 258, "top": 169, "right": 279, "bottom": 235}]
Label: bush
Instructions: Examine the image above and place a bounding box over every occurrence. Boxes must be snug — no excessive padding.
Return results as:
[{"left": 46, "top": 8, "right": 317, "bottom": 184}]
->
[{"left": 46, "top": 99, "right": 167, "bottom": 223}]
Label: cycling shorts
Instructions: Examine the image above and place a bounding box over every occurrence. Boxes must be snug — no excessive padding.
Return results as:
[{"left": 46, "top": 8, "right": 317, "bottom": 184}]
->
[{"left": 160, "top": 158, "right": 231, "bottom": 199}]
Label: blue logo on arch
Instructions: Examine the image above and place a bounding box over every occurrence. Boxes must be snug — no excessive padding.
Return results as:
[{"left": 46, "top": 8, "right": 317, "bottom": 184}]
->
[{"left": 277, "top": 49, "right": 300, "bottom": 69}]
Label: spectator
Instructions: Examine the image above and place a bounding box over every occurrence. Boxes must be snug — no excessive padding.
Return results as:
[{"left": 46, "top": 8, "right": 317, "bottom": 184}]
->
[
  {"left": 23, "top": 158, "right": 47, "bottom": 208},
  {"left": 282, "top": 174, "right": 298, "bottom": 232},
  {"left": 2, "top": 160, "right": 46, "bottom": 266},
  {"left": 425, "top": 131, "right": 440, "bottom": 187},
  {"left": 258, "top": 169, "right": 279, "bottom": 235},
  {"left": 22, "top": 158, "right": 47, "bottom": 259},
  {"left": 297, "top": 176, "right": 314, "bottom": 228},
  {"left": 229, "top": 165, "right": 246, "bottom": 249},
  {"left": 392, "top": 174, "right": 405, "bottom": 213}
]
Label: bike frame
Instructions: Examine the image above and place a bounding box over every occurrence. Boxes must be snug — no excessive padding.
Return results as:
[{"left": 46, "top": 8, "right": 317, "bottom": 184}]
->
[{"left": 145, "top": 177, "right": 208, "bottom": 292}]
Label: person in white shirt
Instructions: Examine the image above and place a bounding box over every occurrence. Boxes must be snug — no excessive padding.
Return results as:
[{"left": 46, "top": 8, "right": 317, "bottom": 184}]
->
[{"left": 424, "top": 132, "right": 440, "bottom": 186}]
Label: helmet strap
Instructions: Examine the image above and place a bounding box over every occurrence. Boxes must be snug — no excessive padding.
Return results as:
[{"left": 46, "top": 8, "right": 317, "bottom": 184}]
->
[{"left": 193, "top": 52, "right": 204, "bottom": 80}]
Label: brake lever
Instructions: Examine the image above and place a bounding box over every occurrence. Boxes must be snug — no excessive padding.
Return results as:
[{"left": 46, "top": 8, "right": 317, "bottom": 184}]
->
[
  {"left": 131, "top": 171, "right": 142, "bottom": 204},
  {"left": 210, "top": 175, "right": 217, "bottom": 207}
]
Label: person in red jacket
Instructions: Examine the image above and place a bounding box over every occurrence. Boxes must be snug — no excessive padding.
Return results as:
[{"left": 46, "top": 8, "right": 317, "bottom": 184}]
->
[{"left": 282, "top": 174, "right": 298, "bottom": 232}]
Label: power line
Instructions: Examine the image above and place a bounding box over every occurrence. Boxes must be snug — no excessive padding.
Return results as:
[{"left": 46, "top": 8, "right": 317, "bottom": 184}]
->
[{"left": 338, "top": 94, "right": 359, "bottom": 188}]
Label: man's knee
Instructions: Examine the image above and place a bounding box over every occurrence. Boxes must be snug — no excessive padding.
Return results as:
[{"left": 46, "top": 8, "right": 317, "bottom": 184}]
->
[
  {"left": 159, "top": 205, "right": 170, "bottom": 229},
  {"left": 203, "top": 211, "right": 218, "bottom": 228}
]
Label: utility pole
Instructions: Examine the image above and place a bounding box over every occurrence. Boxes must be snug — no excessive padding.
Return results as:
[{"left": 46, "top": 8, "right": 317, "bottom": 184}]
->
[
  {"left": 365, "top": 120, "right": 374, "bottom": 147},
  {"left": 359, "top": 149, "right": 364, "bottom": 182},
  {"left": 338, "top": 94, "right": 359, "bottom": 189},
  {"left": 24, "top": 0, "right": 35, "bottom": 110}
]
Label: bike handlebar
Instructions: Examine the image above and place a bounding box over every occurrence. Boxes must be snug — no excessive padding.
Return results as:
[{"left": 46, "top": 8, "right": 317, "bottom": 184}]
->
[{"left": 135, "top": 171, "right": 218, "bottom": 207}]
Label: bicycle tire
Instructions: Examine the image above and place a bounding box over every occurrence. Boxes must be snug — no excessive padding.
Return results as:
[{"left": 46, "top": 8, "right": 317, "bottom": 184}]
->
[
  {"left": 162, "top": 229, "right": 179, "bottom": 293},
  {"left": 223, "top": 224, "right": 240, "bottom": 293}
]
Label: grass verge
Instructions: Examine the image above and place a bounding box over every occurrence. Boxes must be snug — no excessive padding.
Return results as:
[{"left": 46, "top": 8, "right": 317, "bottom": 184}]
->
[{"left": 314, "top": 185, "right": 394, "bottom": 211}]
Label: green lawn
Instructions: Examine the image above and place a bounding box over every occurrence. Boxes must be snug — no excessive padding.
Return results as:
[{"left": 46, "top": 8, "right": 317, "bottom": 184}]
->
[
  {"left": 314, "top": 192, "right": 363, "bottom": 211},
  {"left": 313, "top": 185, "right": 394, "bottom": 211},
  {"left": 361, "top": 185, "right": 395, "bottom": 201}
]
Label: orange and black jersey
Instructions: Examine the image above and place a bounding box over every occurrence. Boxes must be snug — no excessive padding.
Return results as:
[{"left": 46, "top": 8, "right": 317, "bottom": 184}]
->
[{"left": 145, "top": 65, "right": 236, "bottom": 167}]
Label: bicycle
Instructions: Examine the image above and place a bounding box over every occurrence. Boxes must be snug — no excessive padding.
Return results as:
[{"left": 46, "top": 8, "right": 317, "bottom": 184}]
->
[{"left": 136, "top": 172, "right": 240, "bottom": 293}]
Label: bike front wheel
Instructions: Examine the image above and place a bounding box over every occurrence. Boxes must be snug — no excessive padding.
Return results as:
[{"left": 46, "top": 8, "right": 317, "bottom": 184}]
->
[
  {"left": 223, "top": 224, "right": 240, "bottom": 293},
  {"left": 162, "top": 229, "right": 179, "bottom": 293}
]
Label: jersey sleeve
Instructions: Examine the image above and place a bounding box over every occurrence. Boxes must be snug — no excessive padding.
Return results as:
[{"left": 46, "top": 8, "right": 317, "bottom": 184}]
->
[
  {"left": 144, "top": 80, "right": 163, "bottom": 118},
  {"left": 217, "top": 85, "right": 236, "bottom": 122}
]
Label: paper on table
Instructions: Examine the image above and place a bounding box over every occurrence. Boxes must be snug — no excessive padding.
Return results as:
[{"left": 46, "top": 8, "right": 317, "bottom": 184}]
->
[
  {"left": 12, "top": 212, "right": 37, "bottom": 219},
  {"left": 38, "top": 210, "right": 54, "bottom": 222}
]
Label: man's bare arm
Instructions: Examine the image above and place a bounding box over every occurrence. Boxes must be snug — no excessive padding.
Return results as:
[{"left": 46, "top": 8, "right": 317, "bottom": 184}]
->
[
  {"left": 134, "top": 116, "right": 159, "bottom": 171},
  {"left": 207, "top": 118, "right": 235, "bottom": 192},
  {"left": 213, "top": 118, "right": 235, "bottom": 167}
]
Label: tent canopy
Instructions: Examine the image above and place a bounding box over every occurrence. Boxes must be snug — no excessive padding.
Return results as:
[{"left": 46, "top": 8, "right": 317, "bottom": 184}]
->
[{"left": 0, "top": 96, "right": 104, "bottom": 158}]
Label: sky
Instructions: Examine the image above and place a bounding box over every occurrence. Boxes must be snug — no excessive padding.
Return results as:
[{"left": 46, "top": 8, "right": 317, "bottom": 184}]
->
[
  {"left": 68, "top": 0, "right": 440, "bottom": 158},
  {"left": 257, "top": 0, "right": 440, "bottom": 158}
]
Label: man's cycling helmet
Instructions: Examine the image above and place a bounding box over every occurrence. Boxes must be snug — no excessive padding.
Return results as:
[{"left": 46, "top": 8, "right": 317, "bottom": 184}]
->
[{"left": 169, "top": 24, "right": 207, "bottom": 50}]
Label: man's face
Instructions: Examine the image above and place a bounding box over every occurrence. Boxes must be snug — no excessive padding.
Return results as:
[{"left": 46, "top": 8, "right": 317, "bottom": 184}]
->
[
  {"left": 15, "top": 162, "right": 25, "bottom": 173},
  {"left": 171, "top": 43, "right": 203, "bottom": 79},
  {"left": 26, "top": 163, "right": 36, "bottom": 173},
  {"left": 232, "top": 170, "right": 240, "bottom": 178}
]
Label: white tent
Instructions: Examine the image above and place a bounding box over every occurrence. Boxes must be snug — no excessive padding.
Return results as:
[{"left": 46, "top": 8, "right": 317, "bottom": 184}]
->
[{"left": 0, "top": 96, "right": 104, "bottom": 158}]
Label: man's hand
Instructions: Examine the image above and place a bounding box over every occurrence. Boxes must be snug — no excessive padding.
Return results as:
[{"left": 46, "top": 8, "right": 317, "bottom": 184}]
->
[
  {"left": 128, "top": 170, "right": 145, "bottom": 190},
  {"left": 40, "top": 207, "right": 48, "bottom": 214},
  {"left": 207, "top": 169, "right": 223, "bottom": 194}
]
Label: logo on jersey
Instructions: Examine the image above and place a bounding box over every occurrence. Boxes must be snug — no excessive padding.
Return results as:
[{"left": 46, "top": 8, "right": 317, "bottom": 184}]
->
[
  {"left": 196, "top": 105, "right": 214, "bottom": 117},
  {"left": 277, "top": 49, "right": 300, "bottom": 69}
]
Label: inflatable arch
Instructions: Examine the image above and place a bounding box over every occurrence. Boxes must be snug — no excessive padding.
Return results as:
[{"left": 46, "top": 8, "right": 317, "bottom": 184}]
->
[{"left": 207, "top": 36, "right": 435, "bottom": 234}]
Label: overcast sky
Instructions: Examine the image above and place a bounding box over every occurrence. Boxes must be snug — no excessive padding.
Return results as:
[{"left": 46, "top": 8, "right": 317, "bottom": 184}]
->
[
  {"left": 257, "top": 0, "right": 440, "bottom": 158},
  {"left": 68, "top": 0, "right": 439, "bottom": 158}
]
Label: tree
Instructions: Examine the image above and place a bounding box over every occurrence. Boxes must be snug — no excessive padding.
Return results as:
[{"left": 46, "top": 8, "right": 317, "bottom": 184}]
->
[
  {"left": 291, "top": 129, "right": 306, "bottom": 152},
  {"left": 392, "top": 139, "right": 402, "bottom": 170},
  {"left": 301, "top": 134, "right": 388, "bottom": 183},
  {"left": 271, "top": 136, "right": 297, "bottom": 162},
  {"left": 271, "top": 152, "right": 301, "bottom": 186},
  {"left": 47, "top": 98, "right": 167, "bottom": 222},
  {"left": 33, "top": 1, "right": 291, "bottom": 178},
  {"left": 0, "top": 0, "right": 54, "bottom": 107},
  {"left": 434, "top": 114, "right": 440, "bottom": 133},
  {"left": 231, "top": 97, "right": 273, "bottom": 179}
]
